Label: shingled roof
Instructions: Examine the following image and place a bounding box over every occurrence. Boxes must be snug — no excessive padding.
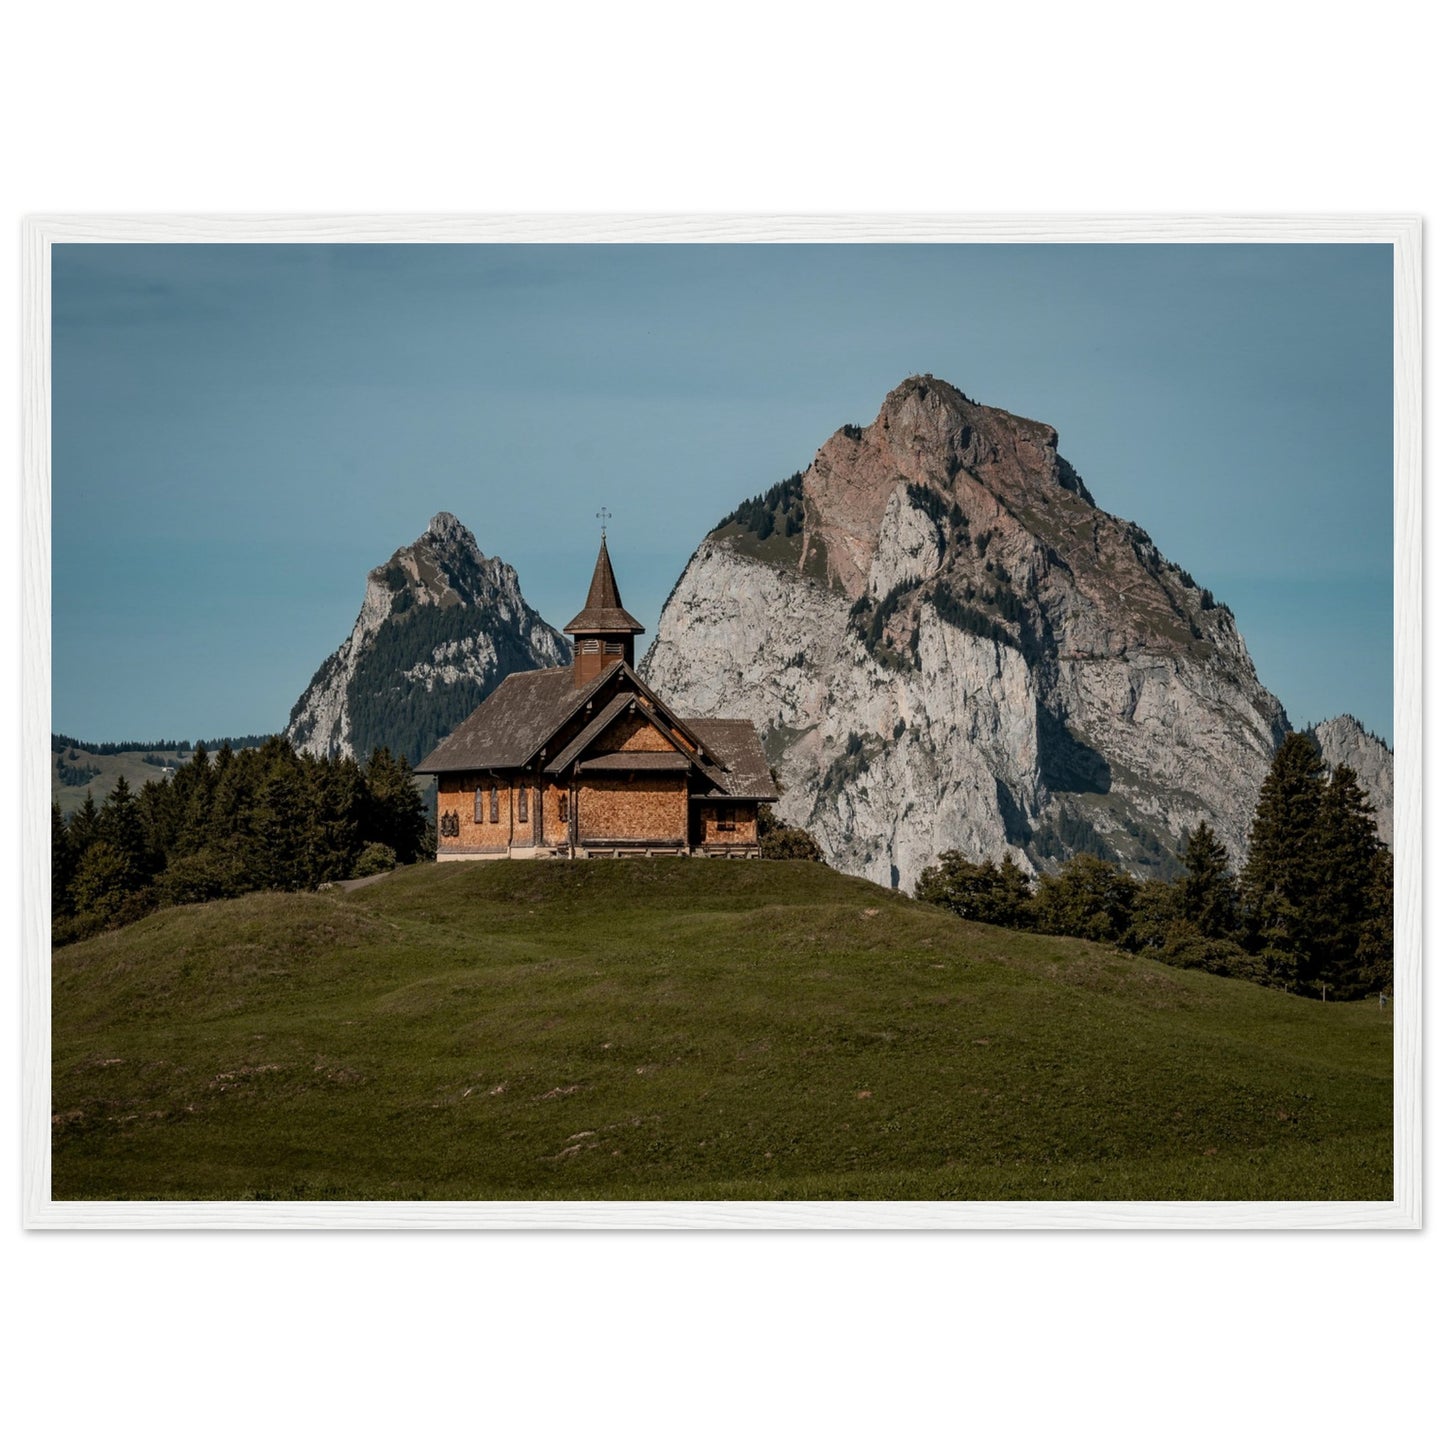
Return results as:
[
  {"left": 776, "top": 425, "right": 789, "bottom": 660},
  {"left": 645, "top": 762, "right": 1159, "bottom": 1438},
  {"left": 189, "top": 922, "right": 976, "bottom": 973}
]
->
[
  {"left": 685, "top": 719, "right": 777, "bottom": 800},
  {"left": 414, "top": 663, "right": 618, "bottom": 773},
  {"left": 563, "top": 536, "right": 645, "bottom": 636}
]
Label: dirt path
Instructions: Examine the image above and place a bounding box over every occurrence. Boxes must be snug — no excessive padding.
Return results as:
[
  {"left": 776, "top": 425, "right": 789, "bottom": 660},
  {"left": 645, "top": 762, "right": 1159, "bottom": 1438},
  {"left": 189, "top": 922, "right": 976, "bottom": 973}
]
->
[{"left": 334, "top": 870, "right": 395, "bottom": 893}]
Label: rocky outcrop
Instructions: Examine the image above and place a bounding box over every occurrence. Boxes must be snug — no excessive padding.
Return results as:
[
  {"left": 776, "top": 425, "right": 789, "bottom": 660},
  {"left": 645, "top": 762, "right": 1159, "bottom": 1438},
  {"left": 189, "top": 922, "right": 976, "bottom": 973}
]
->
[
  {"left": 1313, "top": 715, "right": 1394, "bottom": 845},
  {"left": 287, "top": 513, "right": 568, "bottom": 763},
  {"left": 642, "top": 375, "right": 1297, "bottom": 891}
]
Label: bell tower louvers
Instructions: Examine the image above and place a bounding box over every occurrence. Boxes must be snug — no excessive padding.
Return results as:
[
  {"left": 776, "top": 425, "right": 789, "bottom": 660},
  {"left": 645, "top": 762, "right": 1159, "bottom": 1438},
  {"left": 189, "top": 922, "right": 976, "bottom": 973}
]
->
[{"left": 564, "top": 534, "right": 646, "bottom": 686}]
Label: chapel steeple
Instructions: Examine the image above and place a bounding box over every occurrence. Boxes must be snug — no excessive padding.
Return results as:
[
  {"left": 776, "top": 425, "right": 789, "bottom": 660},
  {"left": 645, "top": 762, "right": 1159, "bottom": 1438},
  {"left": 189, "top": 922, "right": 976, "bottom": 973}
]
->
[{"left": 564, "top": 531, "right": 645, "bottom": 686}]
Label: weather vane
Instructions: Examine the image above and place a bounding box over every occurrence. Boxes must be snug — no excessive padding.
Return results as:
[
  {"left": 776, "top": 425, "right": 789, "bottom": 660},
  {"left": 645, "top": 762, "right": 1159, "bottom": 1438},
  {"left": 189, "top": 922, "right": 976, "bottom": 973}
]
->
[{"left": 596, "top": 506, "right": 611, "bottom": 537}]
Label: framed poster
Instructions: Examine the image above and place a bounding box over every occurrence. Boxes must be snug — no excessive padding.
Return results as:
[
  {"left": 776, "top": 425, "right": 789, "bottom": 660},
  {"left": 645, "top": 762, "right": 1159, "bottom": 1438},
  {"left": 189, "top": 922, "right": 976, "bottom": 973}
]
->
[{"left": 21, "top": 215, "right": 1421, "bottom": 1228}]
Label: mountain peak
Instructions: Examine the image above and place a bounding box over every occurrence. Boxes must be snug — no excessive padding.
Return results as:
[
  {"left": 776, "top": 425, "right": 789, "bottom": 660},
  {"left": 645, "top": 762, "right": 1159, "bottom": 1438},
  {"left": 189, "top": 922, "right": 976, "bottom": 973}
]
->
[
  {"left": 648, "top": 376, "right": 1298, "bottom": 888},
  {"left": 424, "top": 511, "right": 479, "bottom": 552},
  {"left": 287, "top": 514, "right": 568, "bottom": 762}
]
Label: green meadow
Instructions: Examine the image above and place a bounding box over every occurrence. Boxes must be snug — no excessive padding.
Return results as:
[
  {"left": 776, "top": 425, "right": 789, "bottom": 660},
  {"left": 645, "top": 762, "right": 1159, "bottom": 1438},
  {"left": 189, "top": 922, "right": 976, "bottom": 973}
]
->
[{"left": 51, "top": 860, "right": 1392, "bottom": 1201}]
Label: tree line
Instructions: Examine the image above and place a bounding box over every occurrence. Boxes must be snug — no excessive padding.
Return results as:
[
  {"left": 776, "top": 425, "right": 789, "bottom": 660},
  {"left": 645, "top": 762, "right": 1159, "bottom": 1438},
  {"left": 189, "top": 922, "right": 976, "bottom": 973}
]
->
[
  {"left": 52, "top": 736, "right": 430, "bottom": 946},
  {"left": 52, "top": 731, "right": 273, "bottom": 757},
  {"left": 915, "top": 732, "right": 1392, "bottom": 1000}
]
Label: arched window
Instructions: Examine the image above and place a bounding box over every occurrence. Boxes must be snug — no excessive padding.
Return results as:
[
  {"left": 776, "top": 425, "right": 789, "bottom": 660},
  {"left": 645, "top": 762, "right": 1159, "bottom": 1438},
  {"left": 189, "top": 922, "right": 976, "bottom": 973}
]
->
[
  {"left": 474, "top": 787, "right": 483, "bottom": 824},
  {"left": 518, "top": 786, "right": 528, "bottom": 823},
  {"left": 489, "top": 785, "right": 499, "bottom": 823}
]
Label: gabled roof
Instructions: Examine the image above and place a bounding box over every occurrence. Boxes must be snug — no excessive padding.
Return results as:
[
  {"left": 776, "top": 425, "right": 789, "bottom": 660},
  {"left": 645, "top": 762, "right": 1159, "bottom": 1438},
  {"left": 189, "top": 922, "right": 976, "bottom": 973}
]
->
[
  {"left": 414, "top": 662, "right": 619, "bottom": 773},
  {"left": 563, "top": 536, "right": 645, "bottom": 636},
  {"left": 415, "top": 658, "right": 777, "bottom": 802},
  {"left": 685, "top": 719, "right": 778, "bottom": 800},
  {"left": 543, "top": 693, "right": 637, "bottom": 775}
]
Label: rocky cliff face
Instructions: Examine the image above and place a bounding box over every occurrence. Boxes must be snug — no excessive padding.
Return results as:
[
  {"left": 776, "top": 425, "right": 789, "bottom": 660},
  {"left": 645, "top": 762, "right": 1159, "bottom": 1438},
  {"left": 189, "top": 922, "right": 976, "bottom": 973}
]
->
[
  {"left": 643, "top": 376, "right": 1300, "bottom": 891},
  {"left": 1313, "top": 715, "right": 1394, "bottom": 845},
  {"left": 286, "top": 512, "right": 568, "bottom": 763}
]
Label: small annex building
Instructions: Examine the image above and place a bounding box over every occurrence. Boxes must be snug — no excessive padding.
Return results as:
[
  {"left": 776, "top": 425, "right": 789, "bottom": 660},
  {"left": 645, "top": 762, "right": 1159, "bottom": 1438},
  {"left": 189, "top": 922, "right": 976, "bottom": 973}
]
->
[{"left": 416, "top": 535, "right": 776, "bottom": 859}]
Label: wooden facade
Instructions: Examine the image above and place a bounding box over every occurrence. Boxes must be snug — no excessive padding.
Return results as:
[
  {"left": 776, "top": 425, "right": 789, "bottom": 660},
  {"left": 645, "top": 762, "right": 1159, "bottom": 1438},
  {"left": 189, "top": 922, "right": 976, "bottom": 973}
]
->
[{"left": 418, "top": 537, "right": 776, "bottom": 861}]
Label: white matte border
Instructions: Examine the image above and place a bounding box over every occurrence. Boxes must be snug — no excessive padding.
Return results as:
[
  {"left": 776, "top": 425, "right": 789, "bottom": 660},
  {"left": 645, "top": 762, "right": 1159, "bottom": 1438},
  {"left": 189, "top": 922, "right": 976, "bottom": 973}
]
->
[{"left": 21, "top": 214, "right": 1423, "bottom": 1230}]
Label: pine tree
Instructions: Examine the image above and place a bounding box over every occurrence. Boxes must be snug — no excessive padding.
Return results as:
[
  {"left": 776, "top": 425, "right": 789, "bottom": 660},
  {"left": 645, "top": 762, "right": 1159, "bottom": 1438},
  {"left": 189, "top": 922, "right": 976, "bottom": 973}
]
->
[
  {"left": 68, "top": 791, "right": 101, "bottom": 859},
  {"left": 1312, "top": 764, "right": 1383, "bottom": 996},
  {"left": 1176, "top": 821, "right": 1238, "bottom": 938},
  {"left": 52, "top": 801, "right": 77, "bottom": 918},
  {"left": 1354, "top": 850, "right": 1394, "bottom": 996},
  {"left": 253, "top": 741, "right": 312, "bottom": 890},
  {"left": 174, "top": 744, "right": 215, "bottom": 856},
  {"left": 1239, "top": 732, "right": 1327, "bottom": 987},
  {"left": 363, "top": 748, "right": 428, "bottom": 864},
  {"left": 309, "top": 754, "right": 366, "bottom": 882},
  {"left": 96, "top": 776, "right": 154, "bottom": 895}
]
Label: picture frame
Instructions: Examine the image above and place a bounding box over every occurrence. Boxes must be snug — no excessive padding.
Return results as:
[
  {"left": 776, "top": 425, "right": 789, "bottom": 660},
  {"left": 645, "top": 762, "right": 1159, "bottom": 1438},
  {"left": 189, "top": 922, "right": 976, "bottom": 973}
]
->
[{"left": 21, "top": 213, "right": 1422, "bottom": 1229}]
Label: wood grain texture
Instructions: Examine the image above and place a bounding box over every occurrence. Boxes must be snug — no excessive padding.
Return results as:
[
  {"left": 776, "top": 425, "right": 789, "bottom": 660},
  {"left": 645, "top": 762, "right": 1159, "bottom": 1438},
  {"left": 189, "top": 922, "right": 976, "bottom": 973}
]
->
[{"left": 21, "top": 214, "right": 1422, "bottom": 1230}]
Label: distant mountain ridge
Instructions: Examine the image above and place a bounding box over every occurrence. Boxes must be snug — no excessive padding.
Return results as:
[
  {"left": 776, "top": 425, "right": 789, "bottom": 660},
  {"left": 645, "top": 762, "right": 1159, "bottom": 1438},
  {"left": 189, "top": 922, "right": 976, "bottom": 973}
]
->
[
  {"left": 641, "top": 374, "right": 1392, "bottom": 889},
  {"left": 285, "top": 512, "right": 568, "bottom": 763},
  {"left": 1312, "top": 715, "right": 1393, "bottom": 845}
]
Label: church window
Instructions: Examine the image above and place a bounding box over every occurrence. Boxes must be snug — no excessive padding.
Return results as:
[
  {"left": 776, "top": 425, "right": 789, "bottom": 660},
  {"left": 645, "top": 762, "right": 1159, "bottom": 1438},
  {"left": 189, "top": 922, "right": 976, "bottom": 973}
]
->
[
  {"left": 559, "top": 793, "right": 569, "bottom": 823},
  {"left": 518, "top": 786, "right": 528, "bottom": 823},
  {"left": 489, "top": 785, "right": 499, "bottom": 824},
  {"left": 474, "top": 787, "right": 482, "bottom": 824}
]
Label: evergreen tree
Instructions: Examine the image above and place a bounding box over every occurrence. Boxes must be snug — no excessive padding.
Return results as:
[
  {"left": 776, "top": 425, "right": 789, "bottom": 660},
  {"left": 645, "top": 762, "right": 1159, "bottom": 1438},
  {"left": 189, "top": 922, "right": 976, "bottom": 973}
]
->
[
  {"left": 252, "top": 739, "right": 312, "bottom": 890},
  {"left": 1354, "top": 850, "right": 1394, "bottom": 996},
  {"left": 1176, "top": 822, "right": 1238, "bottom": 938},
  {"left": 68, "top": 791, "right": 101, "bottom": 858},
  {"left": 363, "top": 748, "right": 428, "bottom": 864},
  {"left": 174, "top": 744, "right": 215, "bottom": 856},
  {"left": 71, "top": 840, "right": 138, "bottom": 918},
  {"left": 1239, "top": 732, "right": 1328, "bottom": 987},
  {"left": 52, "top": 802, "right": 77, "bottom": 918},
  {"left": 1033, "top": 853, "right": 1138, "bottom": 943},
  {"left": 96, "top": 776, "right": 155, "bottom": 895},
  {"left": 1123, "top": 878, "right": 1178, "bottom": 954},
  {"left": 1312, "top": 764, "right": 1383, "bottom": 996},
  {"left": 310, "top": 754, "right": 367, "bottom": 882},
  {"left": 915, "top": 852, "right": 1034, "bottom": 928}
]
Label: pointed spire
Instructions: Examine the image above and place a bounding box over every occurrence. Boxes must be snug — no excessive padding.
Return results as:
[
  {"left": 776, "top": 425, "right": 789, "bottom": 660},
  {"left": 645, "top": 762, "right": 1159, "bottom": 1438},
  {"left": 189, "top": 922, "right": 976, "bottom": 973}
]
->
[{"left": 564, "top": 535, "right": 645, "bottom": 636}]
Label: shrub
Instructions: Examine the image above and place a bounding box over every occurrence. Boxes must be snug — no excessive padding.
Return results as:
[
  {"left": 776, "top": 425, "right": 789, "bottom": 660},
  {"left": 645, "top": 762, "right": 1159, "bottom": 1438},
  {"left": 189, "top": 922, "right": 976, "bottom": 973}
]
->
[
  {"left": 157, "top": 848, "right": 253, "bottom": 906},
  {"left": 758, "top": 806, "right": 823, "bottom": 861},
  {"left": 1159, "top": 924, "right": 1268, "bottom": 984},
  {"left": 915, "top": 852, "right": 1035, "bottom": 928},
  {"left": 354, "top": 842, "right": 398, "bottom": 878}
]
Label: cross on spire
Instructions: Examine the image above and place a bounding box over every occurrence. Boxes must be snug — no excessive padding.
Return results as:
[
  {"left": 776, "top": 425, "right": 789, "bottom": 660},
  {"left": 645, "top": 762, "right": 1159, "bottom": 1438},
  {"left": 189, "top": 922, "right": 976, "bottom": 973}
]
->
[{"left": 596, "top": 506, "right": 612, "bottom": 537}]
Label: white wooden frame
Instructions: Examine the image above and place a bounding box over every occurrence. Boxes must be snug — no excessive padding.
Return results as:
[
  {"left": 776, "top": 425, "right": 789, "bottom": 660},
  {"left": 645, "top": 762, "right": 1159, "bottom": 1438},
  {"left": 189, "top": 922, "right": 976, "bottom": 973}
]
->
[{"left": 21, "top": 215, "right": 1422, "bottom": 1229}]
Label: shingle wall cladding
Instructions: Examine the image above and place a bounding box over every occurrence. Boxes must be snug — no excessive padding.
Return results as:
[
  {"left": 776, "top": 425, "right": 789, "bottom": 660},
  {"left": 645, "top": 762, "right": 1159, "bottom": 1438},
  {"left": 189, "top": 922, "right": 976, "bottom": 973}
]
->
[
  {"left": 697, "top": 801, "right": 760, "bottom": 845},
  {"left": 544, "top": 783, "right": 571, "bottom": 846},
  {"left": 579, "top": 776, "right": 687, "bottom": 841},
  {"left": 438, "top": 772, "right": 514, "bottom": 851},
  {"left": 597, "top": 713, "right": 674, "bottom": 753}
]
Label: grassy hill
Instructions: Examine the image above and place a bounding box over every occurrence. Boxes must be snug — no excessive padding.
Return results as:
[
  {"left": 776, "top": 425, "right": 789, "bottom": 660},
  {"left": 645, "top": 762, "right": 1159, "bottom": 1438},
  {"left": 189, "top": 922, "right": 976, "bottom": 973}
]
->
[
  {"left": 51, "top": 742, "right": 188, "bottom": 817},
  {"left": 51, "top": 860, "right": 1392, "bottom": 1202}
]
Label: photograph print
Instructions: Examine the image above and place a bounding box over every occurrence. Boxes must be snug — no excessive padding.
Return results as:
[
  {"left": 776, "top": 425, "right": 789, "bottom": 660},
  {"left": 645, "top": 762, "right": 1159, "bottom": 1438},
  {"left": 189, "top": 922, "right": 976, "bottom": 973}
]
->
[{"left": 33, "top": 222, "right": 1414, "bottom": 1222}]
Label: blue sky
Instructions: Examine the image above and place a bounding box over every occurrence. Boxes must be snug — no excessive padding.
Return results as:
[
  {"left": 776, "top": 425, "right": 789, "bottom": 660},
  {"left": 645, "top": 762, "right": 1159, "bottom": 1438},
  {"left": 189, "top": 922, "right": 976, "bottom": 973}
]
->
[{"left": 51, "top": 242, "right": 1394, "bottom": 746}]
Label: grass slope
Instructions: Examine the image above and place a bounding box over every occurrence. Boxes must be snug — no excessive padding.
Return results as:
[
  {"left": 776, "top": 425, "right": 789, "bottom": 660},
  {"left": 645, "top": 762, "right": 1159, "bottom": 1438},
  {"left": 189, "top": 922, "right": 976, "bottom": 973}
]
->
[
  {"left": 51, "top": 861, "right": 1392, "bottom": 1202},
  {"left": 52, "top": 744, "right": 186, "bottom": 817}
]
